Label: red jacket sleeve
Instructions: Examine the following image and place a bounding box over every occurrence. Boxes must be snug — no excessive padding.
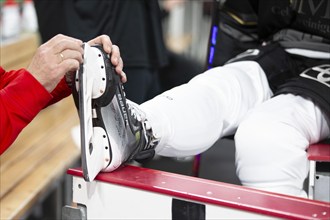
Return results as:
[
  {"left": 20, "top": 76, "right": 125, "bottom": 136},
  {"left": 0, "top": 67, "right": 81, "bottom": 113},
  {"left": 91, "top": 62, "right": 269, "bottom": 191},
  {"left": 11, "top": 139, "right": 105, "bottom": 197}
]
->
[
  {"left": 0, "top": 67, "right": 71, "bottom": 154},
  {"left": 48, "top": 77, "right": 72, "bottom": 105}
]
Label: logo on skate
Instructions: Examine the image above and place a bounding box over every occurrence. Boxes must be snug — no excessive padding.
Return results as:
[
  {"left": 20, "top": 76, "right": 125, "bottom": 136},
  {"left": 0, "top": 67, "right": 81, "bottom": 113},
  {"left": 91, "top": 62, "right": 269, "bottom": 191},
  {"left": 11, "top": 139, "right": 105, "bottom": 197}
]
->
[{"left": 117, "top": 93, "right": 129, "bottom": 127}]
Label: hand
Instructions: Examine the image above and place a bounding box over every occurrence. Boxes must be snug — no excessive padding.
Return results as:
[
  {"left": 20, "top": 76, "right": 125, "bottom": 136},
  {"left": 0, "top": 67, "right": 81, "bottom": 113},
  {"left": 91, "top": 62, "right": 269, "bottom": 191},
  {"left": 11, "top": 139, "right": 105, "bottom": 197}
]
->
[
  {"left": 163, "top": 0, "right": 186, "bottom": 12},
  {"left": 87, "top": 35, "right": 126, "bottom": 83},
  {"left": 27, "top": 34, "right": 84, "bottom": 92}
]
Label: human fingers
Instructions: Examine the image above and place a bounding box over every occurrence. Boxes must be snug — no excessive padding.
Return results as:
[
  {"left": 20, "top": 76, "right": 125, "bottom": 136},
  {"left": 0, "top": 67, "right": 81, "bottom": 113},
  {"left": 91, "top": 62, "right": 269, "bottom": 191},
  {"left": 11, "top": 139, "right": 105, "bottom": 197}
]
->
[
  {"left": 87, "top": 35, "right": 126, "bottom": 82},
  {"left": 115, "top": 57, "right": 126, "bottom": 83},
  {"left": 110, "top": 44, "right": 121, "bottom": 65},
  {"left": 59, "top": 49, "right": 84, "bottom": 64},
  {"left": 47, "top": 34, "right": 84, "bottom": 55},
  {"left": 119, "top": 70, "right": 127, "bottom": 83},
  {"left": 26, "top": 35, "right": 83, "bottom": 92},
  {"left": 109, "top": 45, "right": 126, "bottom": 82},
  {"left": 87, "top": 35, "right": 122, "bottom": 71},
  {"left": 87, "top": 34, "right": 112, "bottom": 54},
  {"left": 58, "top": 58, "right": 81, "bottom": 75},
  {"left": 47, "top": 34, "right": 83, "bottom": 48}
]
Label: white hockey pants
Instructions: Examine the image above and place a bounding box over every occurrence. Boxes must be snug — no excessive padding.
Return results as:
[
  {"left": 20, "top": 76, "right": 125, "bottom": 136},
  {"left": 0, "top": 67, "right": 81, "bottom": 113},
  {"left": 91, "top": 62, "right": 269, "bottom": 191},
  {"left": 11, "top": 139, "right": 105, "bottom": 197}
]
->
[{"left": 140, "top": 61, "right": 330, "bottom": 197}]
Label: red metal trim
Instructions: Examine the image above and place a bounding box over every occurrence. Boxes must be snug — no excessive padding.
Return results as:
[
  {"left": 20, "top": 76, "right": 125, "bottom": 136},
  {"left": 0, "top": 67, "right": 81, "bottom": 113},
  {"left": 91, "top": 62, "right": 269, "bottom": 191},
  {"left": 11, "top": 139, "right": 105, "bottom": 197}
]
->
[
  {"left": 68, "top": 165, "right": 330, "bottom": 220},
  {"left": 308, "top": 143, "right": 330, "bottom": 162}
]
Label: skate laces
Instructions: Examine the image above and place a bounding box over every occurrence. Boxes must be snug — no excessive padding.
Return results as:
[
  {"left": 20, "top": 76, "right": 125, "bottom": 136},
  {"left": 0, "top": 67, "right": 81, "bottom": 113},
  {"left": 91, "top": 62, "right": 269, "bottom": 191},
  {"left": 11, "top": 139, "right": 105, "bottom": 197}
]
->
[
  {"left": 126, "top": 100, "right": 159, "bottom": 151},
  {"left": 127, "top": 100, "right": 146, "bottom": 122}
]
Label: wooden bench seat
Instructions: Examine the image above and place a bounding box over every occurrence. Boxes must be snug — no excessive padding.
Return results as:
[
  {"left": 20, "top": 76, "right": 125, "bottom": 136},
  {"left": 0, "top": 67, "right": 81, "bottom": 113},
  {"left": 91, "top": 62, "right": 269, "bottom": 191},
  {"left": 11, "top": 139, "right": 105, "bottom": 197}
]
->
[
  {"left": 0, "top": 33, "right": 39, "bottom": 70},
  {"left": 0, "top": 97, "right": 80, "bottom": 219}
]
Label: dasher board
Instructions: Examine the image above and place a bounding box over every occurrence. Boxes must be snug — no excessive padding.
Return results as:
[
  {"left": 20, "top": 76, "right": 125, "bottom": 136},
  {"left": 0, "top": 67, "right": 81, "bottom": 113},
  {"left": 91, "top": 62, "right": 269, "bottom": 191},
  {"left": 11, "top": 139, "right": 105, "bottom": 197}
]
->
[
  {"left": 307, "top": 143, "right": 330, "bottom": 162},
  {"left": 67, "top": 165, "right": 329, "bottom": 220}
]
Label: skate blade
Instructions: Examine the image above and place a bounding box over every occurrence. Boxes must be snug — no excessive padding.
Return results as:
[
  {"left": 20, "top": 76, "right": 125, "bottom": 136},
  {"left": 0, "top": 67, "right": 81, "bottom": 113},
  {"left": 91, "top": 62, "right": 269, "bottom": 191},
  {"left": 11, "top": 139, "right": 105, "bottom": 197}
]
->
[{"left": 78, "top": 44, "right": 109, "bottom": 182}]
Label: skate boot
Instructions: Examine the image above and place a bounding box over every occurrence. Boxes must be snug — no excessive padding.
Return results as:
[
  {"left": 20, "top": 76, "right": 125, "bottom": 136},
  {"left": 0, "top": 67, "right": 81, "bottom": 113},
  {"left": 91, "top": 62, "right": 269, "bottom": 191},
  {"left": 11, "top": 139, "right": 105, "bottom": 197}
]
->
[{"left": 72, "top": 44, "right": 158, "bottom": 181}]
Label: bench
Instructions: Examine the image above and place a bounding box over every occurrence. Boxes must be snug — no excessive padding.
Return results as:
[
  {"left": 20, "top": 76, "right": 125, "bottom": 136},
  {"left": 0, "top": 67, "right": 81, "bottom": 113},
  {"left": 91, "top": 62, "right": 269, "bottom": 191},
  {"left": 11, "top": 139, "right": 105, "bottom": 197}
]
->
[
  {"left": 0, "top": 97, "right": 80, "bottom": 219},
  {"left": 0, "top": 33, "right": 81, "bottom": 219},
  {"left": 0, "top": 33, "right": 39, "bottom": 70},
  {"left": 308, "top": 142, "right": 330, "bottom": 202},
  {"left": 64, "top": 165, "right": 330, "bottom": 220}
]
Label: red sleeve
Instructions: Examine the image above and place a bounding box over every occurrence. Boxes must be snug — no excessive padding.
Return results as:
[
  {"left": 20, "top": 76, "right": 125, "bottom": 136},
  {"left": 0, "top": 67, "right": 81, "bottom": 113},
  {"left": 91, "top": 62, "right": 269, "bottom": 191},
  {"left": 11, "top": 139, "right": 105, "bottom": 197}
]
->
[
  {"left": 48, "top": 77, "right": 72, "bottom": 105},
  {"left": 0, "top": 67, "right": 71, "bottom": 154}
]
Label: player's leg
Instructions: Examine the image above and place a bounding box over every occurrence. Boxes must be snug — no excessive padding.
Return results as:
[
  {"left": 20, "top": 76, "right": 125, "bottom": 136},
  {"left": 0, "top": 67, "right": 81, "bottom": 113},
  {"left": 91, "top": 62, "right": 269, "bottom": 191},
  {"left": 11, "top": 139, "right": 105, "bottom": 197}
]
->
[
  {"left": 140, "top": 61, "right": 273, "bottom": 157},
  {"left": 78, "top": 48, "right": 273, "bottom": 172},
  {"left": 109, "top": 60, "right": 273, "bottom": 170},
  {"left": 235, "top": 94, "right": 330, "bottom": 197}
]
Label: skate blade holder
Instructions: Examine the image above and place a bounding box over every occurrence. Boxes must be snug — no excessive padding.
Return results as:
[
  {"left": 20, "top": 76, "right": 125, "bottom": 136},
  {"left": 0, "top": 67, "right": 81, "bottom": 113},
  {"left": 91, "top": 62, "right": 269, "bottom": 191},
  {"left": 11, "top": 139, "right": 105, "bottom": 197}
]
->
[{"left": 76, "top": 43, "right": 111, "bottom": 182}]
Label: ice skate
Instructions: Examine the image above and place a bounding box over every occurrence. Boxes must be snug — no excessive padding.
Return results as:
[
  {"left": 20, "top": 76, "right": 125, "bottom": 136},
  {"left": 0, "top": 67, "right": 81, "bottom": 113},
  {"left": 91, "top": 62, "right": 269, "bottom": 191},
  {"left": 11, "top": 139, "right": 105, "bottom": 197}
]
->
[{"left": 72, "top": 44, "right": 158, "bottom": 181}]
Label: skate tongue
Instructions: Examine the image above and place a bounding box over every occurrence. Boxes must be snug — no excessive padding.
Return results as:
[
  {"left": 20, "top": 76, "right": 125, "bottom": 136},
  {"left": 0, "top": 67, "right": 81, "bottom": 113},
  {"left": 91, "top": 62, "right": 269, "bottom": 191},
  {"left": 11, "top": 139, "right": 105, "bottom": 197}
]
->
[{"left": 78, "top": 44, "right": 108, "bottom": 182}]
